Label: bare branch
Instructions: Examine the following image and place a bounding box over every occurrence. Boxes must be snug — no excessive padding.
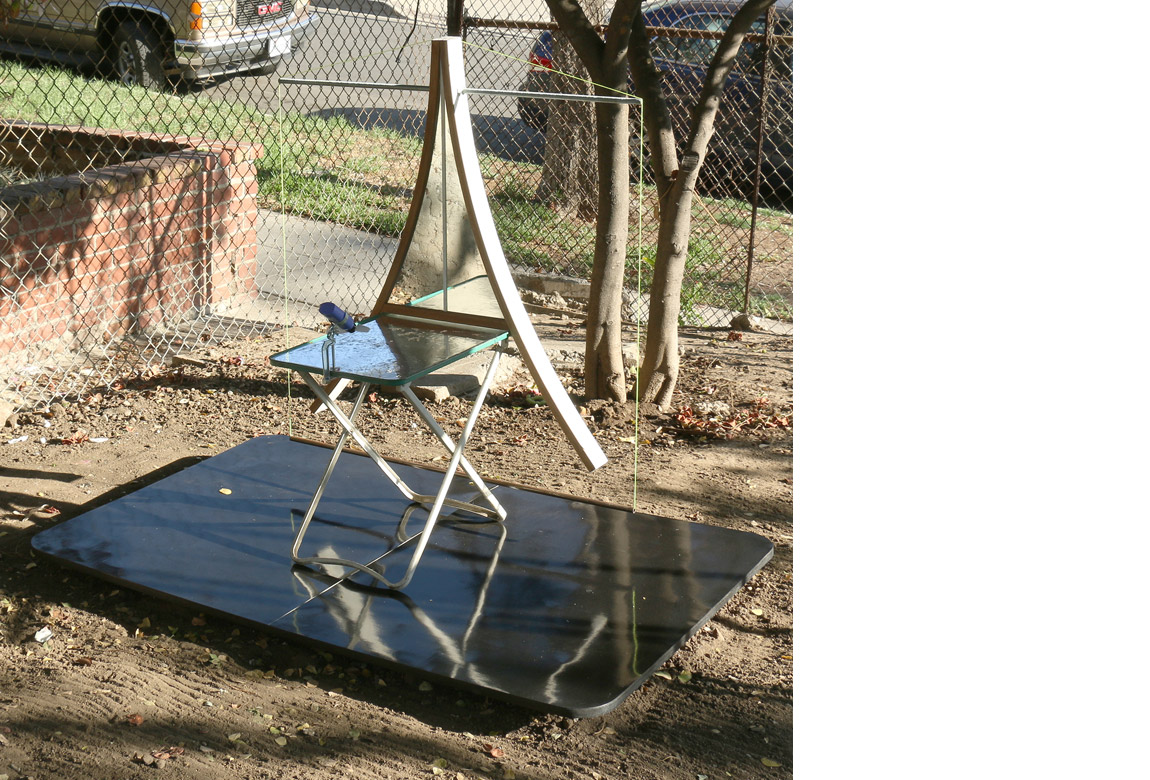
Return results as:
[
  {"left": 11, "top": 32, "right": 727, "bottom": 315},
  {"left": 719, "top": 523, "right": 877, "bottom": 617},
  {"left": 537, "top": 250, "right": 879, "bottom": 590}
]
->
[
  {"left": 627, "top": 12, "right": 677, "bottom": 201},
  {"left": 602, "top": 0, "right": 642, "bottom": 77},
  {"left": 543, "top": 0, "right": 607, "bottom": 80},
  {"left": 683, "top": 0, "right": 775, "bottom": 161}
]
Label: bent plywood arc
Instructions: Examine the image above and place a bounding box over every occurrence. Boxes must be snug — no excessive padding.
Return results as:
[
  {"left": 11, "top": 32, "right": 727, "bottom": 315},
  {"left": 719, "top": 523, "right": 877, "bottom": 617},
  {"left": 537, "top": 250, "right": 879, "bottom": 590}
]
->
[{"left": 433, "top": 37, "right": 607, "bottom": 471}]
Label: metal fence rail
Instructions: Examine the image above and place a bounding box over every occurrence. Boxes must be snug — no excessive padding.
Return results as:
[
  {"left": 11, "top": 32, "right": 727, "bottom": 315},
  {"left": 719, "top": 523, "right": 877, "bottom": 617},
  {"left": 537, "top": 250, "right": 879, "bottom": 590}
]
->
[{"left": 1, "top": 0, "right": 791, "bottom": 410}]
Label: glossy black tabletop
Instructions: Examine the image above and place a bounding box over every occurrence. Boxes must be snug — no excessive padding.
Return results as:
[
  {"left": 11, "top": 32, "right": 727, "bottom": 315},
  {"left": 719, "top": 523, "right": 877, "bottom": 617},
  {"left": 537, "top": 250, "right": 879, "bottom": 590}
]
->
[{"left": 32, "top": 436, "right": 773, "bottom": 717}]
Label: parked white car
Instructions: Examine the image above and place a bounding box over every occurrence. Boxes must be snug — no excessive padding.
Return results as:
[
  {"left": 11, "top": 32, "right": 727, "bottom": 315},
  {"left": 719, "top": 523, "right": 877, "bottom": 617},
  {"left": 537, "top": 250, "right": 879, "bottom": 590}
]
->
[{"left": 0, "top": 0, "right": 316, "bottom": 88}]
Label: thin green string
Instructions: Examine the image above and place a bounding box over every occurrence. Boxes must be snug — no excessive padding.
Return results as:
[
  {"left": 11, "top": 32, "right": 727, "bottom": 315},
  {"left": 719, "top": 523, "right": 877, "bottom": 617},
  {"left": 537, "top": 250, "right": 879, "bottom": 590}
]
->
[{"left": 632, "top": 102, "right": 644, "bottom": 514}]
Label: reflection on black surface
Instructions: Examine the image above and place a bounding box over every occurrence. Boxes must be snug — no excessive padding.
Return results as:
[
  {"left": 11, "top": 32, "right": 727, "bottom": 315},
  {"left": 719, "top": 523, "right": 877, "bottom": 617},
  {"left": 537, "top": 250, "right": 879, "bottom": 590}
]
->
[{"left": 31, "top": 436, "right": 773, "bottom": 716}]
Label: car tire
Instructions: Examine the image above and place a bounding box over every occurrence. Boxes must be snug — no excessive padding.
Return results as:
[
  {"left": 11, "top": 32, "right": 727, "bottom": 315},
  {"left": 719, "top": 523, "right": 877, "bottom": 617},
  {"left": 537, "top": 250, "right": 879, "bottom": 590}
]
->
[
  {"left": 253, "top": 60, "right": 278, "bottom": 77},
  {"left": 111, "top": 20, "right": 166, "bottom": 90}
]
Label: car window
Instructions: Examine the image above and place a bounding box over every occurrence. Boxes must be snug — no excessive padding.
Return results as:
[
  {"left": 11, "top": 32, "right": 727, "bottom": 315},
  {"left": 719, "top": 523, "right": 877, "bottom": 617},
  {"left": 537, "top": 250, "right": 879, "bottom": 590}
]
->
[
  {"left": 649, "top": 13, "right": 724, "bottom": 66},
  {"left": 650, "top": 12, "right": 767, "bottom": 72}
]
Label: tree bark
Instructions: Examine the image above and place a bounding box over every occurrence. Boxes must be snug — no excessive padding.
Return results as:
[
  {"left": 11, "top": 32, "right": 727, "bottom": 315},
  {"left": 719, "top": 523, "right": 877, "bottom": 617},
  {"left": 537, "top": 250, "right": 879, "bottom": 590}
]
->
[
  {"left": 636, "top": 0, "right": 774, "bottom": 408},
  {"left": 544, "top": 0, "right": 642, "bottom": 403},
  {"left": 582, "top": 98, "right": 632, "bottom": 401}
]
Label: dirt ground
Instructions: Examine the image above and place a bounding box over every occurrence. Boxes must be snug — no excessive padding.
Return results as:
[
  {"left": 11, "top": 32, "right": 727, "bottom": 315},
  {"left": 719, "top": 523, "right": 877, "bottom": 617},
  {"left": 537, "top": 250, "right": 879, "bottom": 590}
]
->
[{"left": 0, "top": 315, "right": 793, "bottom": 780}]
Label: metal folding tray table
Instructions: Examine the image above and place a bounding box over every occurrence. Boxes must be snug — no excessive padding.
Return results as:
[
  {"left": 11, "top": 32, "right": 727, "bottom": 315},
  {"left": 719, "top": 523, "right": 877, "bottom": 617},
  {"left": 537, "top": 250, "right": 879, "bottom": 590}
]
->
[{"left": 271, "top": 301, "right": 509, "bottom": 590}]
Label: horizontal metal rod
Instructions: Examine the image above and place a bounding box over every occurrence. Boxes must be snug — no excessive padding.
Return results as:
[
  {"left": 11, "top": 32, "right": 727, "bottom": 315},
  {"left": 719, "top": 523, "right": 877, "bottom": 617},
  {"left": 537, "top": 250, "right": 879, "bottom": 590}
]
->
[
  {"left": 462, "top": 87, "right": 640, "bottom": 105},
  {"left": 278, "top": 78, "right": 431, "bottom": 91},
  {"left": 278, "top": 82, "right": 640, "bottom": 106},
  {"left": 463, "top": 16, "right": 789, "bottom": 45}
]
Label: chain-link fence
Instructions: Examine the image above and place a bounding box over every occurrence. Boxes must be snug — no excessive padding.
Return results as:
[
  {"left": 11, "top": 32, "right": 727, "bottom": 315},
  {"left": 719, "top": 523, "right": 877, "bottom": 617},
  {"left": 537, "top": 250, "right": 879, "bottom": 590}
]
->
[{"left": 1, "top": 0, "right": 792, "bottom": 411}]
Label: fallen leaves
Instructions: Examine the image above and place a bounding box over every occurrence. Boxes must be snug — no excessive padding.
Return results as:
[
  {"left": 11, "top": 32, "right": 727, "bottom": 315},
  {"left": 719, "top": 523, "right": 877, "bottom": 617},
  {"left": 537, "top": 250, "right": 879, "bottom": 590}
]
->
[
  {"left": 653, "top": 668, "right": 693, "bottom": 684},
  {"left": 496, "top": 385, "right": 546, "bottom": 408},
  {"left": 126, "top": 713, "right": 145, "bottom": 726},
  {"left": 672, "top": 398, "right": 793, "bottom": 440}
]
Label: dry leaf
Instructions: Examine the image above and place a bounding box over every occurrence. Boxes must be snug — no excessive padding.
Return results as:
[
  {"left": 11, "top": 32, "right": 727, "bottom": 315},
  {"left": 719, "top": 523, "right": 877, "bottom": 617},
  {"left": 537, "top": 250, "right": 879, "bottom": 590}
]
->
[
  {"left": 126, "top": 713, "right": 144, "bottom": 726},
  {"left": 761, "top": 757, "right": 782, "bottom": 767},
  {"left": 275, "top": 736, "right": 288, "bottom": 746},
  {"left": 219, "top": 488, "right": 232, "bottom": 495}
]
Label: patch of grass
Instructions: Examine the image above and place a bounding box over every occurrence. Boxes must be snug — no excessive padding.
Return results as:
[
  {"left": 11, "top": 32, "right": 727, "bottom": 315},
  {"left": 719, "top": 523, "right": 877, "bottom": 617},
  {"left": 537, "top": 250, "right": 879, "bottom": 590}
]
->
[
  {"left": 0, "top": 166, "right": 34, "bottom": 187},
  {"left": 263, "top": 170, "right": 409, "bottom": 235},
  {"left": 749, "top": 292, "right": 793, "bottom": 321},
  {"left": 696, "top": 194, "right": 792, "bottom": 234},
  {"left": 490, "top": 183, "right": 598, "bottom": 277}
]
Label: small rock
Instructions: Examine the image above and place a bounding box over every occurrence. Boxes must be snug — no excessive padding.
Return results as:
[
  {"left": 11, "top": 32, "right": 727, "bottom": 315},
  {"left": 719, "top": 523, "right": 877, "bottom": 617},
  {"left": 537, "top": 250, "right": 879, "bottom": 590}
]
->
[
  {"left": 171, "top": 354, "right": 208, "bottom": 368},
  {"left": 730, "top": 312, "right": 767, "bottom": 332},
  {"left": 693, "top": 401, "right": 731, "bottom": 417}
]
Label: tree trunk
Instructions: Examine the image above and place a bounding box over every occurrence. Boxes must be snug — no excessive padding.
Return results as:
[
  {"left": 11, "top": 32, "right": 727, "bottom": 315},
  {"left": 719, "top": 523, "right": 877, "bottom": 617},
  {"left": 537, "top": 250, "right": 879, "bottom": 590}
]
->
[
  {"left": 582, "top": 98, "right": 632, "bottom": 402},
  {"left": 537, "top": 31, "right": 599, "bottom": 219},
  {"left": 638, "top": 156, "right": 701, "bottom": 407},
  {"left": 636, "top": 0, "right": 774, "bottom": 408},
  {"left": 542, "top": 0, "right": 643, "bottom": 402}
]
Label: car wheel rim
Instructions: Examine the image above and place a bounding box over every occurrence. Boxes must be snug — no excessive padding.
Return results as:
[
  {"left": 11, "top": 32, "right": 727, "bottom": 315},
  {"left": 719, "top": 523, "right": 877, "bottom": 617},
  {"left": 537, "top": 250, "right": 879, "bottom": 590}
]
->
[{"left": 117, "top": 42, "right": 137, "bottom": 86}]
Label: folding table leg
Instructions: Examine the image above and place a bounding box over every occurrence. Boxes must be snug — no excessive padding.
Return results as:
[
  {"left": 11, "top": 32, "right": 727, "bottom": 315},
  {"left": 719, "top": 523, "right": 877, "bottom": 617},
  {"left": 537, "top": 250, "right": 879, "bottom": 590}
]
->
[
  {"left": 371, "top": 343, "right": 507, "bottom": 589},
  {"left": 291, "top": 344, "right": 508, "bottom": 589},
  {"left": 398, "top": 345, "right": 507, "bottom": 521}
]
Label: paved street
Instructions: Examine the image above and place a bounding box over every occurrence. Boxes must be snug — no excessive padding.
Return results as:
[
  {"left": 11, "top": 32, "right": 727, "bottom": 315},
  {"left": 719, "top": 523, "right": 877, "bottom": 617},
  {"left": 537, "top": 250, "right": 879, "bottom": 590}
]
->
[{"left": 200, "top": 2, "right": 540, "bottom": 119}]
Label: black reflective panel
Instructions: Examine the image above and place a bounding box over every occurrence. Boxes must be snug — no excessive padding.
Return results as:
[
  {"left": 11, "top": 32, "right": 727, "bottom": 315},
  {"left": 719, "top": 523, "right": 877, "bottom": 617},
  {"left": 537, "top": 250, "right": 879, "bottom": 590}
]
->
[{"left": 33, "top": 436, "right": 772, "bottom": 717}]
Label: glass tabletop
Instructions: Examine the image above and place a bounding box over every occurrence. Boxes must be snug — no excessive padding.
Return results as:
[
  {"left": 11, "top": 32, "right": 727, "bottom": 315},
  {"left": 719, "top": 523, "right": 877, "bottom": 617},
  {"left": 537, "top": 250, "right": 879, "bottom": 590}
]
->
[{"left": 270, "top": 313, "right": 509, "bottom": 386}]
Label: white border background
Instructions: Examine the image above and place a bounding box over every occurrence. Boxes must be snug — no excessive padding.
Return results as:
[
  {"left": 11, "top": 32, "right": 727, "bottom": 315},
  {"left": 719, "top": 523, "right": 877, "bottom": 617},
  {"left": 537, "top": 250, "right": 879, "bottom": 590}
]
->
[{"left": 799, "top": 1, "right": 1149, "bottom": 776}]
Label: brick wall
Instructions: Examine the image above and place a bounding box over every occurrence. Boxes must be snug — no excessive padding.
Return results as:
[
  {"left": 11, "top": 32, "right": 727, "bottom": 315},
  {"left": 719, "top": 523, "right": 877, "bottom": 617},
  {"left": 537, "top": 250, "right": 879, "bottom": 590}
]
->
[{"left": 0, "top": 122, "right": 263, "bottom": 358}]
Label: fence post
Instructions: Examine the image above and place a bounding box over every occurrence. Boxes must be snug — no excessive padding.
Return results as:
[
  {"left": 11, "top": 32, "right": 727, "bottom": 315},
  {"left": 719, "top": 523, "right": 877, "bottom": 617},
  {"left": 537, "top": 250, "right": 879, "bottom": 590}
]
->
[
  {"left": 743, "top": 7, "right": 771, "bottom": 315},
  {"left": 447, "top": 0, "right": 464, "bottom": 36}
]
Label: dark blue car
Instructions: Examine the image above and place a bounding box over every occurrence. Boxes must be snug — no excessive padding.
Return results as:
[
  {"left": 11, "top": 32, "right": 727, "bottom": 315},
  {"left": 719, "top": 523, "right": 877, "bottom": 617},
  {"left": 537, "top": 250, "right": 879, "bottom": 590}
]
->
[{"left": 517, "top": 0, "right": 793, "bottom": 197}]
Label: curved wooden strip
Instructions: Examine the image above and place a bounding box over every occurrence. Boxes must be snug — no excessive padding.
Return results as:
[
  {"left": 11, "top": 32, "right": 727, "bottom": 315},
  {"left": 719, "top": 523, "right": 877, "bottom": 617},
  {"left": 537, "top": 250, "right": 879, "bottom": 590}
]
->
[{"left": 436, "top": 37, "right": 607, "bottom": 471}]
